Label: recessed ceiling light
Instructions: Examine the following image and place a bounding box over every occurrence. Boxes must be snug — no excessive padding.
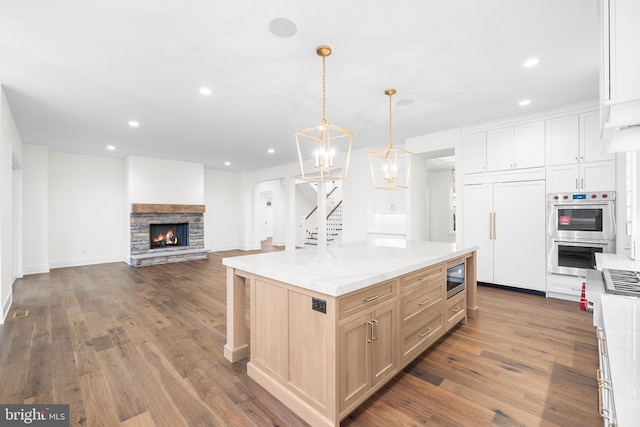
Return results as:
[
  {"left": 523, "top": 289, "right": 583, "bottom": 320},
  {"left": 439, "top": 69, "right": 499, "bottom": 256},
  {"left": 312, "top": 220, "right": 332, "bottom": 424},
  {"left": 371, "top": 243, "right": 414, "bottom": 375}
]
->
[
  {"left": 519, "top": 99, "right": 531, "bottom": 106},
  {"left": 200, "top": 87, "right": 212, "bottom": 96},
  {"left": 128, "top": 121, "right": 139, "bottom": 127},
  {"left": 523, "top": 58, "right": 539, "bottom": 67},
  {"left": 224, "top": 161, "right": 231, "bottom": 166},
  {"left": 268, "top": 148, "right": 275, "bottom": 154},
  {"left": 106, "top": 145, "right": 116, "bottom": 151},
  {"left": 268, "top": 18, "right": 297, "bottom": 38}
]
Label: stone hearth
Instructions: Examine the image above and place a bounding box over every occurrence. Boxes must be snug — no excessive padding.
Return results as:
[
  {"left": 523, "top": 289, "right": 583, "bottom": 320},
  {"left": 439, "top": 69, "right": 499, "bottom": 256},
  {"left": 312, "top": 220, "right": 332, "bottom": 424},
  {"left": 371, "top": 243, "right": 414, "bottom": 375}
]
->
[{"left": 130, "top": 204, "right": 208, "bottom": 267}]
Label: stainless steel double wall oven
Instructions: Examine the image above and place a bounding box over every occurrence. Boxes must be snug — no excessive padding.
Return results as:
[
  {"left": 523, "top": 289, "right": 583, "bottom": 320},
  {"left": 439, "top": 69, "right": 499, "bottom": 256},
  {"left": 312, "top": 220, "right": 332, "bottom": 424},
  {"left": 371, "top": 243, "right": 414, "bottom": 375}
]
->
[{"left": 547, "top": 192, "right": 616, "bottom": 277}]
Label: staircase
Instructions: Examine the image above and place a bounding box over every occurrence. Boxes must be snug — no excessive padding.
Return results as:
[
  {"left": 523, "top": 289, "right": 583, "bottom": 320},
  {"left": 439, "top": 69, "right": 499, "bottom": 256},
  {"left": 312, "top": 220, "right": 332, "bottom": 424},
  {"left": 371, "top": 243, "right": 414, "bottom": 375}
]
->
[{"left": 302, "top": 185, "right": 343, "bottom": 246}]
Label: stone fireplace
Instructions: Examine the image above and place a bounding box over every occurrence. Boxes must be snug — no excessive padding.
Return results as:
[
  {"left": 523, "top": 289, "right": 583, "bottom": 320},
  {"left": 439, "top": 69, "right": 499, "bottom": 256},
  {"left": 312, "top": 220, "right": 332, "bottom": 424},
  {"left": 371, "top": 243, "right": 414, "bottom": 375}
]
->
[{"left": 130, "top": 204, "right": 208, "bottom": 266}]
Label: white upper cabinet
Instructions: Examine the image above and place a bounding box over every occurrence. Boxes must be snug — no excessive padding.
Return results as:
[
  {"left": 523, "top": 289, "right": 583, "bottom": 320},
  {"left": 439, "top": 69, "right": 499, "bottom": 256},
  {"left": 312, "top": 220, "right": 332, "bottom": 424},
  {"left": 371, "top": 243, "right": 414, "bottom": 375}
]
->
[
  {"left": 513, "top": 121, "right": 546, "bottom": 169},
  {"left": 601, "top": 0, "right": 640, "bottom": 152},
  {"left": 546, "top": 161, "right": 616, "bottom": 193},
  {"left": 603, "top": 0, "right": 640, "bottom": 104},
  {"left": 546, "top": 115, "right": 579, "bottom": 165},
  {"left": 581, "top": 111, "right": 614, "bottom": 162},
  {"left": 546, "top": 111, "right": 614, "bottom": 166},
  {"left": 486, "top": 127, "right": 513, "bottom": 171},
  {"left": 486, "top": 122, "right": 544, "bottom": 172},
  {"left": 462, "top": 132, "right": 486, "bottom": 174}
]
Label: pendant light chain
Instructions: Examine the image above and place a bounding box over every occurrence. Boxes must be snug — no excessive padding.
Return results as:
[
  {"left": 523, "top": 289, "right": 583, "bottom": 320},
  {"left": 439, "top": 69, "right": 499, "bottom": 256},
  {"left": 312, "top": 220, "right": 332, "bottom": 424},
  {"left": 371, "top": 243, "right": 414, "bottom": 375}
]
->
[
  {"left": 388, "top": 90, "right": 393, "bottom": 149},
  {"left": 321, "top": 53, "right": 327, "bottom": 125}
]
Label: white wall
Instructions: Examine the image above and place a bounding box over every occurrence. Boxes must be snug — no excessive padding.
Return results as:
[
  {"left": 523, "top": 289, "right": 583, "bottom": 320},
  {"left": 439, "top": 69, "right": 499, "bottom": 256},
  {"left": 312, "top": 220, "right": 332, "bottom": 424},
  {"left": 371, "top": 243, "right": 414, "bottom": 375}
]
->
[
  {"left": 342, "top": 147, "right": 372, "bottom": 243},
  {"left": 22, "top": 145, "right": 49, "bottom": 274},
  {"left": 127, "top": 156, "right": 204, "bottom": 204},
  {"left": 48, "top": 152, "right": 125, "bottom": 268},
  {"left": 204, "top": 169, "right": 239, "bottom": 251},
  {"left": 1, "top": 87, "right": 23, "bottom": 322},
  {"left": 407, "top": 129, "right": 463, "bottom": 245},
  {"left": 426, "top": 168, "right": 455, "bottom": 243}
]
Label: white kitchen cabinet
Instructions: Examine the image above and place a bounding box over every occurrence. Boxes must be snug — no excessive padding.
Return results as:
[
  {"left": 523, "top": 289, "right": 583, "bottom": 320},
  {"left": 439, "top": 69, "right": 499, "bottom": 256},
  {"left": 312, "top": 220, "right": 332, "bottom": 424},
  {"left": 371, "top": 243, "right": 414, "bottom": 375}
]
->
[
  {"left": 462, "top": 132, "right": 486, "bottom": 174},
  {"left": 600, "top": 0, "right": 640, "bottom": 152},
  {"left": 625, "top": 151, "right": 639, "bottom": 260},
  {"left": 581, "top": 111, "right": 614, "bottom": 162},
  {"left": 486, "top": 122, "right": 544, "bottom": 172},
  {"left": 546, "top": 112, "right": 614, "bottom": 166},
  {"left": 602, "top": 0, "right": 640, "bottom": 104},
  {"left": 546, "top": 160, "right": 616, "bottom": 193},
  {"left": 486, "top": 128, "right": 513, "bottom": 172},
  {"left": 463, "top": 180, "right": 546, "bottom": 292},
  {"left": 513, "top": 122, "right": 546, "bottom": 169}
]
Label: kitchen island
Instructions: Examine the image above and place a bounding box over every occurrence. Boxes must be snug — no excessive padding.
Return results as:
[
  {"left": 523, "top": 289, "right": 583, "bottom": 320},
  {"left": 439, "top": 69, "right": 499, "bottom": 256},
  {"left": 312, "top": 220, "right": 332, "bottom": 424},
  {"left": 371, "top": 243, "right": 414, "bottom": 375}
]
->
[{"left": 223, "top": 241, "right": 478, "bottom": 427}]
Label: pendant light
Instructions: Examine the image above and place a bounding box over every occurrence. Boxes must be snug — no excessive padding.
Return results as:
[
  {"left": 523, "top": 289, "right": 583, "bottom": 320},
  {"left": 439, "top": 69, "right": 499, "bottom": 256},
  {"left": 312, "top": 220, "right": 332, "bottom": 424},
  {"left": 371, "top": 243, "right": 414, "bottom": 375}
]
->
[
  {"left": 369, "top": 88, "right": 413, "bottom": 189},
  {"left": 295, "top": 46, "right": 352, "bottom": 182}
]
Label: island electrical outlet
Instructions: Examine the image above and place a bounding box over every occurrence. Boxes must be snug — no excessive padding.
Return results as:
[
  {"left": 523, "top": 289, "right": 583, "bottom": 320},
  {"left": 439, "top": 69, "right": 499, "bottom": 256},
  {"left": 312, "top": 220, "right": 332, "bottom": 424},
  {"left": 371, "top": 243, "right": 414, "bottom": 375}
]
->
[{"left": 312, "top": 297, "right": 326, "bottom": 314}]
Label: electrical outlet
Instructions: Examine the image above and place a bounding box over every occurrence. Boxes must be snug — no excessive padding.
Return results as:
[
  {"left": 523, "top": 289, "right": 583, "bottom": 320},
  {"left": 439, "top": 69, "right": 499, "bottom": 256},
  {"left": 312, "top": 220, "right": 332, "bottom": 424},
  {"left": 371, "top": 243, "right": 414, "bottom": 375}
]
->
[{"left": 312, "top": 297, "right": 326, "bottom": 314}]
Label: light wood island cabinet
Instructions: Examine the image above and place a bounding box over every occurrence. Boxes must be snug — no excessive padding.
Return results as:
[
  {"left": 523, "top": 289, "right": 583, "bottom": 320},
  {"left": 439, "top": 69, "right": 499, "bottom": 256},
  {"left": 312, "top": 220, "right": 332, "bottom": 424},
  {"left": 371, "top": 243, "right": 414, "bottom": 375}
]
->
[{"left": 223, "top": 241, "right": 478, "bottom": 427}]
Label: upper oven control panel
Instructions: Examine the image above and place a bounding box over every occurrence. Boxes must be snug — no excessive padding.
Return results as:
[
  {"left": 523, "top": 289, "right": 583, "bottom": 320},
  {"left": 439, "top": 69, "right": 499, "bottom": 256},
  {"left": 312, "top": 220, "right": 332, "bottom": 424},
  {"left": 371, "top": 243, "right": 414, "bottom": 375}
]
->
[{"left": 548, "top": 191, "right": 616, "bottom": 202}]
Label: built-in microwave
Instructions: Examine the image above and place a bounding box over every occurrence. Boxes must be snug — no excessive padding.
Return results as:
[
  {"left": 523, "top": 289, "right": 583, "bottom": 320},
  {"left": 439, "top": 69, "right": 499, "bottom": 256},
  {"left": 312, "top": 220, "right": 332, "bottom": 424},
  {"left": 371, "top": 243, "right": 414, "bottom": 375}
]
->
[{"left": 446, "top": 259, "right": 465, "bottom": 299}]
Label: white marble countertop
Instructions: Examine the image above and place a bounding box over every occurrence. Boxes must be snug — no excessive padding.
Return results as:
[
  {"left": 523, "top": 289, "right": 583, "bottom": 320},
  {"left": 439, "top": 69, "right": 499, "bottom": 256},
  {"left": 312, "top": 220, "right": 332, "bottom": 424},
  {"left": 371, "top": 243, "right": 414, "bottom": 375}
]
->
[
  {"left": 222, "top": 240, "right": 477, "bottom": 297},
  {"left": 600, "top": 294, "right": 640, "bottom": 426},
  {"left": 590, "top": 255, "right": 640, "bottom": 426},
  {"left": 596, "top": 253, "right": 640, "bottom": 271}
]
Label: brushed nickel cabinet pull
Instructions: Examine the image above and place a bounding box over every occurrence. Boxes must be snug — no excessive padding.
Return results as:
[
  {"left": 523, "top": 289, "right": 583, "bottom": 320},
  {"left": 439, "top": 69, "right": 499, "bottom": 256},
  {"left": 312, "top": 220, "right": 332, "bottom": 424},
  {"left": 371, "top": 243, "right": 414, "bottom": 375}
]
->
[
  {"left": 418, "top": 328, "right": 432, "bottom": 337},
  {"left": 418, "top": 298, "right": 432, "bottom": 306},
  {"left": 363, "top": 295, "right": 379, "bottom": 303},
  {"left": 372, "top": 319, "right": 378, "bottom": 341},
  {"left": 367, "top": 321, "right": 374, "bottom": 343},
  {"left": 452, "top": 306, "right": 461, "bottom": 313}
]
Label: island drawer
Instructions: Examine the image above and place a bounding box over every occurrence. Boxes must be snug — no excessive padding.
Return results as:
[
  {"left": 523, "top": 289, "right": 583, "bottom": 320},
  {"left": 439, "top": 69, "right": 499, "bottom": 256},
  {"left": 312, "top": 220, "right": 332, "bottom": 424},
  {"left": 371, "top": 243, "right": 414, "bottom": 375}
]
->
[
  {"left": 400, "top": 283, "right": 442, "bottom": 327},
  {"left": 401, "top": 263, "right": 444, "bottom": 293},
  {"left": 339, "top": 279, "right": 397, "bottom": 320},
  {"left": 446, "top": 291, "right": 466, "bottom": 329},
  {"left": 401, "top": 308, "right": 443, "bottom": 363}
]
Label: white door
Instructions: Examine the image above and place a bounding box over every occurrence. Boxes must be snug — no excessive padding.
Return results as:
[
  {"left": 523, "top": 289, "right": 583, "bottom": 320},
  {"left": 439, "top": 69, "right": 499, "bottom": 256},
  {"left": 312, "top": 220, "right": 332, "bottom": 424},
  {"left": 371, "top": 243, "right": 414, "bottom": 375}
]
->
[
  {"left": 492, "top": 180, "right": 546, "bottom": 291},
  {"left": 581, "top": 161, "right": 616, "bottom": 191},
  {"left": 581, "top": 111, "right": 615, "bottom": 163},
  {"left": 486, "top": 127, "right": 513, "bottom": 172},
  {"left": 513, "top": 122, "right": 545, "bottom": 169},
  {"left": 463, "top": 184, "right": 494, "bottom": 282},
  {"left": 545, "top": 115, "right": 579, "bottom": 166},
  {"left": 462, "top": 132, "right": 486, "bottom": 174},
  {"left": 546, "top": 164, "right": 580, "bottom": 193}
]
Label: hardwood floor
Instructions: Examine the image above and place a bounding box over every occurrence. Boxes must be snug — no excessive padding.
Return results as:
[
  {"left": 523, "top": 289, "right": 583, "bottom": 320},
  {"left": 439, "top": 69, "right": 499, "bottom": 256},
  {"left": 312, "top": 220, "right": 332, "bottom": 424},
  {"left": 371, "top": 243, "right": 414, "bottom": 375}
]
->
[{"left": 1, "top": 245, "right": 602, "bottom": 426}]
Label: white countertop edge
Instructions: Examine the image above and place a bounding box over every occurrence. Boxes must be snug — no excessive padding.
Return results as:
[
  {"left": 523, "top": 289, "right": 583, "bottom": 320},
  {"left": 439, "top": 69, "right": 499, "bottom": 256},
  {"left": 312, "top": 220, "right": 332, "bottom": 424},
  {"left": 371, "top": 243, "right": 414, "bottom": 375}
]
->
[
  {"left": 600, "top": 294, "right": 640, "bottom": 426},
  {"left": 222, "top": 242, "right": 478, "bottom": 297},
  {"left": 596, "top": 253, "right": 640, "bottom": 271}
]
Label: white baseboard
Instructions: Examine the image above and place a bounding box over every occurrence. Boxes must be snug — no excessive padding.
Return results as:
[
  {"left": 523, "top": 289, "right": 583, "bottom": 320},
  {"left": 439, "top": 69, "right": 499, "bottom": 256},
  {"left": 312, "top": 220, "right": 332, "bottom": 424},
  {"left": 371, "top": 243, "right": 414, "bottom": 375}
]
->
[
  {"left": 49, "top": 255, "right": 126, "bottom": 269},
  {"left": 207, "top": 244, "right": 238, "bottom": 252},
  {"left": 23, "top": 264, "right": 51, "bottom": 276},
  {"left": 238, "top": 243, "right": 261, "bottom": 251},
  {"left": 1, "top": 293, "right": 12, "bottom": 324}
]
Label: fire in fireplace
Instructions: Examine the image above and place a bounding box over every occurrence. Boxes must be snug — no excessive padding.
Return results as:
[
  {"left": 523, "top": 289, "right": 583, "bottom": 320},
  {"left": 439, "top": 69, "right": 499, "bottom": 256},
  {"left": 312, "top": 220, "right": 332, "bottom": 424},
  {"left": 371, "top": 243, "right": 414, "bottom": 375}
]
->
[{"left": 149, "top": 223, "right": 189, "bottom": 249}]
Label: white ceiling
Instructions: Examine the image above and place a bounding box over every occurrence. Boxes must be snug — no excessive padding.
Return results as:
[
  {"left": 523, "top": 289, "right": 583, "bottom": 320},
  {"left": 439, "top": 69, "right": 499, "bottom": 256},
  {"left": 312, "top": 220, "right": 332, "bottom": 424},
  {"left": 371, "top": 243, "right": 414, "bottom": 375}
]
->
[{"left": 0, "top": 0, "right": 601, "bottom": 171}]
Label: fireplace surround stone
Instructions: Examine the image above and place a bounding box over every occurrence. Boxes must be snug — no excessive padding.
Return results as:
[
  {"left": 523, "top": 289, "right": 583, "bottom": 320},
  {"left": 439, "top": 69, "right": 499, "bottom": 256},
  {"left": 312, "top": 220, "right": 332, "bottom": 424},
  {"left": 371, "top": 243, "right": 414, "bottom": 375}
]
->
[{"left": 129, "top": 204, "right": 208, "bottom": 267}]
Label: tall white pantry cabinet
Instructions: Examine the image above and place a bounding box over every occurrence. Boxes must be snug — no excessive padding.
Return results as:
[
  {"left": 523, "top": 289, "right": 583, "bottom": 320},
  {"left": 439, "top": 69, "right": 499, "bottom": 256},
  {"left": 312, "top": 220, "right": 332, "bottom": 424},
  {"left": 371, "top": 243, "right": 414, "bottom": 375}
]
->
[
  {"left": 463, "top": 180, "right": 546, "bottom": 291},
  {"left": 462, "top": 108, "right": 616, "bottom": 295}
]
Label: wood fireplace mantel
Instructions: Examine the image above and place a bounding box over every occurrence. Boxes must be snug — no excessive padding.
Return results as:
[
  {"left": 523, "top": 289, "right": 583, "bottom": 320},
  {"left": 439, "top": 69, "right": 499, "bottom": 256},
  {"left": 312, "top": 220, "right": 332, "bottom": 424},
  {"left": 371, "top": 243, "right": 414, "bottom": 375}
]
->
[{"left": 131, "top": 204, "right": 206, "bottom": 214}]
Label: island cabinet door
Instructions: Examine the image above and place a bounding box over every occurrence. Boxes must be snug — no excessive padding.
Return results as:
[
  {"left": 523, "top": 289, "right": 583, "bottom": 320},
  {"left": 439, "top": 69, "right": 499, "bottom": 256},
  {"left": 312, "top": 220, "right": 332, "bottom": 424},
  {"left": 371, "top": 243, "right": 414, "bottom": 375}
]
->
[{"left": 338, "top": 301, "right": 397, "bottom": 414}]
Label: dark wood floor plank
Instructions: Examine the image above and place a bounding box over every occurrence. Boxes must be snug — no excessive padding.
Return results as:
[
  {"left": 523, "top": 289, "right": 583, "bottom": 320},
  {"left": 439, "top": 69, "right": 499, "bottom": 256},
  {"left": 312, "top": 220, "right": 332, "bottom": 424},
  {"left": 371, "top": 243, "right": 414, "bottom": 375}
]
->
[{"left": 0, "top": 241, "right": 603, "bottom": 426}]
